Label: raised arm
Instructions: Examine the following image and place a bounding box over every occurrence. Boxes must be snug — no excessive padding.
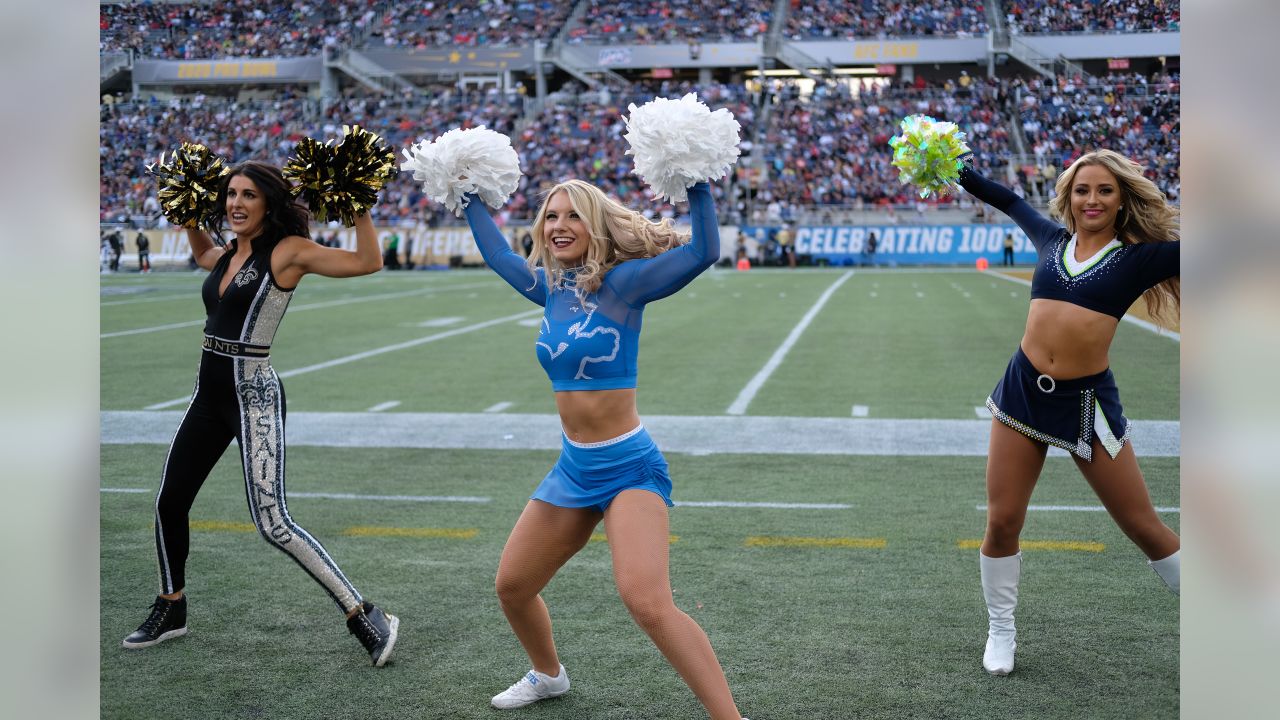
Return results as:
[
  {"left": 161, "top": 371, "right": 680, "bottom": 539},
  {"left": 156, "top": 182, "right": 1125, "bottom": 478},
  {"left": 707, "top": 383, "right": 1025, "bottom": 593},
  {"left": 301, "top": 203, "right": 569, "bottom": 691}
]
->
[
  {"left": 463, "top": 195, "right": 547, "bottom": 306},
  {"left": 611, "top": 182, "right": 720, "bottom": 305},
  {"left": 185, "top": 228, "right": 226, "bottom": 270},
  {"left": 959, "top": 165, "right": 1063, "bottom": 253},
  {"left": 276, "top": 212, "right": 383, "bottom": 283}
]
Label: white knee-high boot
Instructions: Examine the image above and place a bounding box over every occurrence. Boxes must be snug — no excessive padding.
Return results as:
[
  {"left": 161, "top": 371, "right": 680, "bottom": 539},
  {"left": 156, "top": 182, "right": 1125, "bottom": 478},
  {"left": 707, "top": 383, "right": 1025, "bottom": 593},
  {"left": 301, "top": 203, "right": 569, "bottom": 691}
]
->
[
  {"left": 980, "top": 552, "right": 1021, "bottom": 675},
  {"left": 1148, "top": 549, "right": 1180, "bottom": 596}
]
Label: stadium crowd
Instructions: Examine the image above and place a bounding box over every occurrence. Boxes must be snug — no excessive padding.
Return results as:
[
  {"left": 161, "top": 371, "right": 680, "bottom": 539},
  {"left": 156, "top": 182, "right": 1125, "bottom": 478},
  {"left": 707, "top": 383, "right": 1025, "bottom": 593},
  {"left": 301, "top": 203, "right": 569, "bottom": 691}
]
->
[
  {"left": 756, "top": 75, "right": 1012, "bottom": 217},
  {"left": 1005, "top": 0, "right": 1180, "bottom": 34},
  {"left": 566, "top": 1, "right": 772, "bottom": 44},
  {"left": 100, "top": 0, "right": 381, "bottom": 59},
  {"left": 1018, "top": 70, "right": 1179, "bottom": 202},
  {"left": 102, "top": 0, "right": 1180, "bottom": 59},
  {"left": 369, "top": 1, "right": 573, "bottom": 49},
  {"left": 101, "top": 67, "right": 1179, "bottom": 231},
  {"left": 784, "top": 1, "right": 989, "bottom": 40}
]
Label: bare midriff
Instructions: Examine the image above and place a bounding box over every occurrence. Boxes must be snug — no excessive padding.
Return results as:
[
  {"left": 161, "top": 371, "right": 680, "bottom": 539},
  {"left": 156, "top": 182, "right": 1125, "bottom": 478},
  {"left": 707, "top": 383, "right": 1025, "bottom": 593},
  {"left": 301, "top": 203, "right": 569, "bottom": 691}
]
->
[
  {"left": 554, "top": 388, "right": 643, "bottom": 444},
  {"left": 1019, "top": 298, "right": 1119, "bottom": 379}
]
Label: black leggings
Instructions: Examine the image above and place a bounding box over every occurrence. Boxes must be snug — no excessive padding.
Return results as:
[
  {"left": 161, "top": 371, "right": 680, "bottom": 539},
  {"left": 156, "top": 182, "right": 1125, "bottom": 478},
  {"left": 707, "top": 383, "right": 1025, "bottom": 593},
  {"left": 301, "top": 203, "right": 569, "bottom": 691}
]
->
[{"left": 153, "top": 352, "right": 362, "bottom": 613}]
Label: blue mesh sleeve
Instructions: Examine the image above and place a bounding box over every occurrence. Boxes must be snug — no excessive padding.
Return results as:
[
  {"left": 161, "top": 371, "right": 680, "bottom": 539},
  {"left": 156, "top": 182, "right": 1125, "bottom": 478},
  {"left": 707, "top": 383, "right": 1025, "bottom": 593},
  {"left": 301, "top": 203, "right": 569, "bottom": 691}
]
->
[
  {"left": 959, "top": 165, "right": 1063, "bottom": 253},
  {"left": 607, "top": 182, "right": 720, "bottom": 306},
  {"left": 463, "top": 195, "right": 547, "bottom": 306}
]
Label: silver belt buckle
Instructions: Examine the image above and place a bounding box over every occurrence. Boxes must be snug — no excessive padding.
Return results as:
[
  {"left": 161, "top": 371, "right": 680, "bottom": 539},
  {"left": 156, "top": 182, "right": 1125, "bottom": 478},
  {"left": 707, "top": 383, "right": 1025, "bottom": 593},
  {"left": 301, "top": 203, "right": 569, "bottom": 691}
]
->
[{"left": 1036, "top": 374, "right": 1056, "bottom": 393}]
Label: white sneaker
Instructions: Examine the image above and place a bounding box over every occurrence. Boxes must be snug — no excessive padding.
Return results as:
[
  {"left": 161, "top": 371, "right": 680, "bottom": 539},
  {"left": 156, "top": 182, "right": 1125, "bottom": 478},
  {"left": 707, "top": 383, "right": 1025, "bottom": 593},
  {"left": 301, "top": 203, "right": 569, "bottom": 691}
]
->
[
  {"left": 983, "top": 632, "right": 1016, "bottom": 676},
  {"left": 491, "top": 665, "right": 570, "bottom": 709}
]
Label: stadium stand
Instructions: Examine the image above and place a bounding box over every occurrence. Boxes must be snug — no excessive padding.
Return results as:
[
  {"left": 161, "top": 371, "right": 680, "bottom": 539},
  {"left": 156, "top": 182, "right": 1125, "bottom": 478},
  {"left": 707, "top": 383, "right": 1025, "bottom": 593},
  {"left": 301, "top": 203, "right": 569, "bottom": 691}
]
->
[
  {"left": 567, "top": 1, "right": 773, "bottom": 44},
  {"left": 1005, "top": 0, "right": 1180, "bottom": 34},
  {"left": 100, "top": 0, "right": 381, "bottom": 59},
  {"left": 100, "top": 0, "right": 1179, "bottom": 232},
  {"left": 370, "top": 1, "right": 572, "bottom": 48},
  {"left": 784, "top": 1, "right": 989, "bottom": 40}
]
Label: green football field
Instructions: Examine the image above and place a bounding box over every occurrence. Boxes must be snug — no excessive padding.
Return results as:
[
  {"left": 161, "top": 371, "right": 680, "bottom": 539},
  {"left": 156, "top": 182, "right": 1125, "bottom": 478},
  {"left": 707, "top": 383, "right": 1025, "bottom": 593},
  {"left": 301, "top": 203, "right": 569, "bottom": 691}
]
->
[{"left": 100, "top": 267, "right": 1180, "bottom": 719}]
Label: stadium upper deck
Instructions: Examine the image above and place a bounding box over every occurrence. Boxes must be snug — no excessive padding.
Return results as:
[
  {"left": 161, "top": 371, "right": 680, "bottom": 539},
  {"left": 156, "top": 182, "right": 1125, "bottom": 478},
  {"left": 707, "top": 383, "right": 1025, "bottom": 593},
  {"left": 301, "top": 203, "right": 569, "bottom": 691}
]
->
[
  {"left": 99, "top": 1, "right": 1179, "bottom": 228},
  {"left": 101, "top": 0, "right": 1181, "bottom": 56}
]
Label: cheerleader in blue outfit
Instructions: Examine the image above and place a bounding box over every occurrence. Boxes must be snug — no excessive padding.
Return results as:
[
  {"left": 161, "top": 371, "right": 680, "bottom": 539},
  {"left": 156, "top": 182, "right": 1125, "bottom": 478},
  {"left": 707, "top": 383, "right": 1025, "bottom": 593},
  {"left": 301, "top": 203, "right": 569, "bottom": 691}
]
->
[
  {"left": 404, "top": 101, "right": 747, "bottom": 718},
  {"left": 467, "top": 179, "right": 744, "bottom": 718},
  {"left": 959, "top": 149, "right": 1181, "bottom": 676}
]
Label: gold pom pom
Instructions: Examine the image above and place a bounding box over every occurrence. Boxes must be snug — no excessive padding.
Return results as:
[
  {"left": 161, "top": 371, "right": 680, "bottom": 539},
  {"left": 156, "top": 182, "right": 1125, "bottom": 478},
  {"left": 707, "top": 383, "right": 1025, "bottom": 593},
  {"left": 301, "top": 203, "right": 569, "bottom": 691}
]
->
[
  {"left": 146, "top": 143, "right": 230, "bottom": 231},
  {"left": 283, "top": 125, "right": 396, "bottom": 227}
]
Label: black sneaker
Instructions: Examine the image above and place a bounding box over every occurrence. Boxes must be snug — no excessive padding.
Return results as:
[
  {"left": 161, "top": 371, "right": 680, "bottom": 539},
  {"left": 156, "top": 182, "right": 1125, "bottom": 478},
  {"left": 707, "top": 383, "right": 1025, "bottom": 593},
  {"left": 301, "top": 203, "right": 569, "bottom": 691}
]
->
[
  {"left": 346, "top": 601, "right": 399, "bottom": 667},
  {"left": 122, "top": 595, "right": 188, "bottom": 649}
]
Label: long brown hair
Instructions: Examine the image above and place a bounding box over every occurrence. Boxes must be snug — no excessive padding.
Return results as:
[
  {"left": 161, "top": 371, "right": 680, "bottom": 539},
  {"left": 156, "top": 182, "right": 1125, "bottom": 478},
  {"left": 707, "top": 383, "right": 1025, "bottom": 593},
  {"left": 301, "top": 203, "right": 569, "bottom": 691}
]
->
[
  {"left": 1049, "top": 149, "right": 1180, "bottom": 325},
  {"left": 214, "top": 161, "right": 311, "bottom": 247}
]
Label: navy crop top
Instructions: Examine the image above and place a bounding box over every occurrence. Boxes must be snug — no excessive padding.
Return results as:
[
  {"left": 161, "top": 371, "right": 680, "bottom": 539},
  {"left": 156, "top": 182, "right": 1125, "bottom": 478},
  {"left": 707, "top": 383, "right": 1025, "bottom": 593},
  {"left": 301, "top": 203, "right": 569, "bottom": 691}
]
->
[
  {"left": 463, "top": 182, "right": 720, "bottom": 391},
  {"left": 959, "top": 166, "right": 1178, "bottom": 320}
]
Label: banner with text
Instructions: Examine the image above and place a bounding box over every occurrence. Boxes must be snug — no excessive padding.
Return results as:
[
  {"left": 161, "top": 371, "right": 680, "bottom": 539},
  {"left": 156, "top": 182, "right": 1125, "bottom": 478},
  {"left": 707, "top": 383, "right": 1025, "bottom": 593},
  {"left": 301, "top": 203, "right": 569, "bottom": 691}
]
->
[{"left": 741, "top": 224, "right": 1039, "bottom": 265}]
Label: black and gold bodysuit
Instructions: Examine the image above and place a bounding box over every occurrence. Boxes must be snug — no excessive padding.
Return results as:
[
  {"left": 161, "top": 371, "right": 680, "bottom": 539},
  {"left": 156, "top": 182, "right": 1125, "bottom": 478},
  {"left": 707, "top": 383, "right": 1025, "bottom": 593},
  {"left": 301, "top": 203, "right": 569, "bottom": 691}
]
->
[{"left": 153, "top": 237, "right": 362, "bottom": 613}]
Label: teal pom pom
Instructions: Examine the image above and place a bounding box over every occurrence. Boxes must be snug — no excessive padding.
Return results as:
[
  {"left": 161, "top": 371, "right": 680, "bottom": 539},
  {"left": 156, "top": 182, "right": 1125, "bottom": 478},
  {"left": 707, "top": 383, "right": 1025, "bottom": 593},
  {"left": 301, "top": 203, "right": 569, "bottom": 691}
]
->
[{"left": 888, "top": 115, "right": 971, "bottom": 199}]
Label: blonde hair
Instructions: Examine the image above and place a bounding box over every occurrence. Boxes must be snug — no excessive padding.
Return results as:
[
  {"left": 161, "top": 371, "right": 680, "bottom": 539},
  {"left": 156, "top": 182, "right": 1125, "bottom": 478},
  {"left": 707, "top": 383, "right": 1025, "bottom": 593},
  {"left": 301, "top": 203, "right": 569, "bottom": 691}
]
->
[
  {"left": 527, "top": 179, "right": 690, "bottom": 295},
  {"left": 1049, "top": 149, "right": 1180, "bottom": 325}
]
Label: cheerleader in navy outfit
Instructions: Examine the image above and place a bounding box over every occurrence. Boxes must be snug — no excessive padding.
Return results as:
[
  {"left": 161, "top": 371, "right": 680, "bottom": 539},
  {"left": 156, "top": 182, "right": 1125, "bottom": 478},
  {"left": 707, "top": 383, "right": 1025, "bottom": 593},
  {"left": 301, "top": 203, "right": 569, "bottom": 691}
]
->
[
  {"left": 960, "top": 149, "right": 1180, "bottom": 675},
  {"left": 122, "top": 161, "right": 399, "bottom": 666}
]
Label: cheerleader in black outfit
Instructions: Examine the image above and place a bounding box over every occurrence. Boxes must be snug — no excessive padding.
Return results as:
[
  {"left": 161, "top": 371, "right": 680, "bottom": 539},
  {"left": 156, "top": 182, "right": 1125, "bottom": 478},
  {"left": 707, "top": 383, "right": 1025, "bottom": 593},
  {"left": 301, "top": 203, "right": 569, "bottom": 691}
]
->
[{"left": 122, "top": 161, "right": 399, "bottom": 666}]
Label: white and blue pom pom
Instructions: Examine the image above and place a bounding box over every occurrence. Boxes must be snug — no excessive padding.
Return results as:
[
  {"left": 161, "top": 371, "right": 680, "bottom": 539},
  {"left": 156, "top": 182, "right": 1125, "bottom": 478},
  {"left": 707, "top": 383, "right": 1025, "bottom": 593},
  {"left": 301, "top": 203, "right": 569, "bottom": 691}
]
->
[
  {"left": 623, "top": 93, "right": 741, "bottom": 203},
  {"left": 400, "top": 126, "right": 522, "bottom": 216}
]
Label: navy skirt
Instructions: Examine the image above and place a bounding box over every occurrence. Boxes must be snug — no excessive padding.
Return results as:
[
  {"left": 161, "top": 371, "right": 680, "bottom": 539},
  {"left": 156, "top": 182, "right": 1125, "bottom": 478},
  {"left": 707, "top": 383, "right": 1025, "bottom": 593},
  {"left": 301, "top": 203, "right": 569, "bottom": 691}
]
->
[
  {"left": 987, "top": 347, "right": 1131, "bottom": 462},
  {"left": 533, "top": 425, "right": 674, "bottom": 513}
]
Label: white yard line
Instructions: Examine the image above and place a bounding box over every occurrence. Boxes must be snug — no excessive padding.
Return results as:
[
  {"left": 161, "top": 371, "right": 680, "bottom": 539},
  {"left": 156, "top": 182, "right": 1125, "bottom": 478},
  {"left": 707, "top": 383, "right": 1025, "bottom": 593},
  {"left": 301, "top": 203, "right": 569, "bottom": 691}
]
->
[
  {"left": 675, "top": 501, "right": 851, "bottom": 509},
  {"left": 976, "top": 504, "right": 1180, "bottom": 513},
  {"left": 852, "top": 405, "right": 869, "bottom": 417},
  {"left": 102, "top": 282, "right": 494, "bottom": 339},
  {"left": 101, "top": 487, "right": 491, "bottom": 503},
  {"left": 726, "top": 271, "right": 853, "bottom": 415},
  {"left": 143, "top": 308, "right": 542, "bottom": 409},
  {"left": 484, "top": 402, "right": 515, "bottom": 413},
  {"left": 368, "top": 401, "right": 401, "bottom": 412},
  {"left": 104, "top": 411, "right": 1181, "bottom": 457},
  {"left": 988, "top": 270, "right": 1180, "bottom": 342}
]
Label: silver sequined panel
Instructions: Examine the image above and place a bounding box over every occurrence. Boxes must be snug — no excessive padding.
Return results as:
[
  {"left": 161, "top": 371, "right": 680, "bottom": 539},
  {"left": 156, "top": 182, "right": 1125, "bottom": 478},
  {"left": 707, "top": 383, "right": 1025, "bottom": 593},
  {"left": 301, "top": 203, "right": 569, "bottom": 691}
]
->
[
  {"left": 235, "top": 357, "right": 361, "bottom": 612},
  {"left": 242, "top": 275, "right": 293, "bottom": 346}
]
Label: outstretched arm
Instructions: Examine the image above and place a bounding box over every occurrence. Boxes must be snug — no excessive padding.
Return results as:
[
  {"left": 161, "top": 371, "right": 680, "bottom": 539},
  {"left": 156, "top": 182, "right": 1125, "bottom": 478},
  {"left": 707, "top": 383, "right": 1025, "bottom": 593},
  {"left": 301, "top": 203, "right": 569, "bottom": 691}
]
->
[
  {"left": 959, "top": 165, "right": 1062, "bottom": 253},
  {"left": 463, "top": 196, "right": 547, "bottom": 306},
  {"left": 278, "top": 212, "right": 383, "bottom": 280},
  {"left": 612, "top": 182, "right": 720, "bottom": 305}
]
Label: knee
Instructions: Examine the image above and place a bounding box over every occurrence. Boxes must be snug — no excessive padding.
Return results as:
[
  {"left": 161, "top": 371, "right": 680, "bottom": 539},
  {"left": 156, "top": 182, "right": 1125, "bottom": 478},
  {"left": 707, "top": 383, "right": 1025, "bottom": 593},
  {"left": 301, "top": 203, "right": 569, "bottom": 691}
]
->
[
  {"left": 495, "top": 571, "right": 533, "bottom": 609},
  {"left": 618, "top": 586, "right": 676, "bottom": 632},
  {"left": 253, "top": 519, "right": 295, "bottom": 548},
  {"left": 154, "top": 491, "right": 189, "bottom": 524},
  {"left": 985, "top": 511, "right": 1025, "bottom": 546}
]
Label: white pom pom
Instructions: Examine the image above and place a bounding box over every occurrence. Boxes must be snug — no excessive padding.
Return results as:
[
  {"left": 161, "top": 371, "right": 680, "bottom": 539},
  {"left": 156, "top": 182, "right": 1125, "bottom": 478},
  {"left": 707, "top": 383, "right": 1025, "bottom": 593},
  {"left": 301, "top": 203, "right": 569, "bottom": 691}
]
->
[
  {"left": 623, "top": 93, "right": 741, "bottom": 203},
  {"left": 400, "top": 126, "right": 522, "bottom": 216}
]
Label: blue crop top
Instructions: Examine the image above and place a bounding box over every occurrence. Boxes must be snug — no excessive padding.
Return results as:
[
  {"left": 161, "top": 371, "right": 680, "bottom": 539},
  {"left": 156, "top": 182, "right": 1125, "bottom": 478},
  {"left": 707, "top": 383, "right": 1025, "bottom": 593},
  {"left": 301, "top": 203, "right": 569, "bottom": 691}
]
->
[
  {"left": 959, "top": 166, "right": 1178, "bottom": 320},
  {"left": 463, "top": 182, "right": 720, "bottom": 391}
]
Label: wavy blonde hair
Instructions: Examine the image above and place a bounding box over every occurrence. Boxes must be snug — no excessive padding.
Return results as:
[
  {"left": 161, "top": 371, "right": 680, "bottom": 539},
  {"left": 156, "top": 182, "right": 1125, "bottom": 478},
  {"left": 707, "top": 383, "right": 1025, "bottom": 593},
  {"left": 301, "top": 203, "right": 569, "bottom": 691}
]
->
[
  {"left": 1049, "top": 149, "right": 1180, "bottom": 325},
  {"left": 527, "top": 179, "right": 690, "bottom": 295}
]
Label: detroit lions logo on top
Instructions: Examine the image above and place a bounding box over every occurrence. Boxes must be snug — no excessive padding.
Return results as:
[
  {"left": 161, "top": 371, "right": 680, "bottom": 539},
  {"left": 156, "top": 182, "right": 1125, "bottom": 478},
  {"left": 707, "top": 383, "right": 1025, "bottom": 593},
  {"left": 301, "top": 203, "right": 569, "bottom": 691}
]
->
[{"left": 536, "top": 301, "right": 621, "bottom": 381}]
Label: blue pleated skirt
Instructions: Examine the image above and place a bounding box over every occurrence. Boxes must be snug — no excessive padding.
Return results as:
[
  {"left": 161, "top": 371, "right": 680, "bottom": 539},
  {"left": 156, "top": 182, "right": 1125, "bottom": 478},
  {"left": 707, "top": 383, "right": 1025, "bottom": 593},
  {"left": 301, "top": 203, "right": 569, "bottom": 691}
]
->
[{"left": 532, "top": 426, "right": 674, "bottom": 512}]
